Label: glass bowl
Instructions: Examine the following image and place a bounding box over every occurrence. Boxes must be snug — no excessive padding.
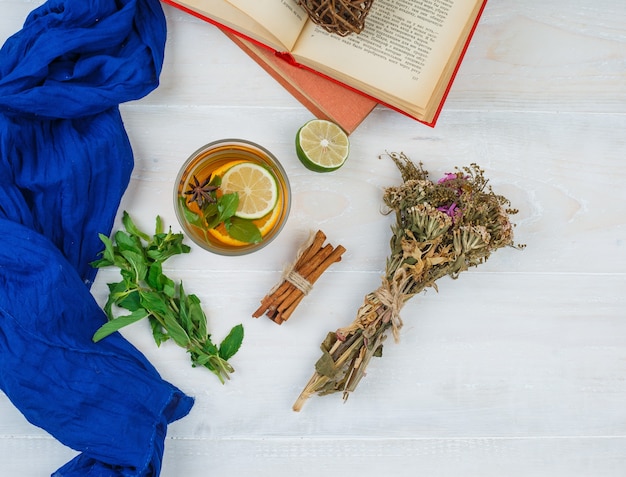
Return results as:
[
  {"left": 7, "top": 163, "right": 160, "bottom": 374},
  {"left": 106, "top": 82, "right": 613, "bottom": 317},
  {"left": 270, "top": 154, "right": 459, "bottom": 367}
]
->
[{"left": 174, "top": 139, "right": 291, "bottom": 256}]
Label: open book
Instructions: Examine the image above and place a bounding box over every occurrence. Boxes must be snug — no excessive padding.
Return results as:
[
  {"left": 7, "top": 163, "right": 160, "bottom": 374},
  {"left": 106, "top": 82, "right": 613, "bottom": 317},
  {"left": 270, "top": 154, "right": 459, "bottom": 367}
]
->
[{"left": 163, "top": 0, "right": 487, "bottom": 126}]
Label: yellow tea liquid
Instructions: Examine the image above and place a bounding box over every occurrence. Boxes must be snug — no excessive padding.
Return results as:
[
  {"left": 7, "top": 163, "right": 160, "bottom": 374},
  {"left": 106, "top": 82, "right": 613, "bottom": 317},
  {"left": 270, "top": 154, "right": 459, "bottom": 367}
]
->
[{"left": 175, "top": 140, "right": 290, "bottom": 255}]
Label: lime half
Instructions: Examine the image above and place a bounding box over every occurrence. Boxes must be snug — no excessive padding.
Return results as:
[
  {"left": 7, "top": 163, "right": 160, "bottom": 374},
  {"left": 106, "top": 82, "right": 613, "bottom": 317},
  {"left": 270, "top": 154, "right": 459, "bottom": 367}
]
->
[
  {"left": 220, "top": 162, "right": 279, "bottom": 220},
  {"left": 296, "top": 119, "right": 349, "bottom": 172}
]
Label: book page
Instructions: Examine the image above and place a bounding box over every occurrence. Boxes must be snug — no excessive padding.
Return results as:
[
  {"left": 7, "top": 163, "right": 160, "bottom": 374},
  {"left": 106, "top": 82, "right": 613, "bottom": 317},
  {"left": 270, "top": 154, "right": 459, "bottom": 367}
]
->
[
  {"left": 171, "top": 0, "right": 307, "bottom": 51},
  {"left": 291, "top": 0, "right": 482, "bottom": 116},
  {"left": 228, "top": 0, "right": 308, "bottom": 50}
]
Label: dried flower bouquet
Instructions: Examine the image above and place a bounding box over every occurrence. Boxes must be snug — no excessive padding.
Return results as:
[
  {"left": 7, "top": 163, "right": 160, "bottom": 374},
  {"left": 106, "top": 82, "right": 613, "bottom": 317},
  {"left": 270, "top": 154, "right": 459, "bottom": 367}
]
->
[{"left": 293, "top": 152, "right": 522, "bottom": 411}]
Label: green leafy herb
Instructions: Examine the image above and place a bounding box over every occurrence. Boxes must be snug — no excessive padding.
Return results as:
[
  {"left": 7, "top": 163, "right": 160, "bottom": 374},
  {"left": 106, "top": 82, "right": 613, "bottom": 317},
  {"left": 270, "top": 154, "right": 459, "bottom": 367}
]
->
[
  {"left": 226, "top": 216, "right": 262, "bottom": 243},
  {"left": 91, "top": 211, "right": 244, "bottom": 383},
  {"left": 182, "top": 173, "right": 261, "bottom": 243}
]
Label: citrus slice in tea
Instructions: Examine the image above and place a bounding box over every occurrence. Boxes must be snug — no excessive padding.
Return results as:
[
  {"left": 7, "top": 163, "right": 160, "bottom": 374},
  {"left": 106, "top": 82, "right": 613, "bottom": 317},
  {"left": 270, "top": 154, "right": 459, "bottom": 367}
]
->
[
  {"left": 296, "top": 119, "right": 349, "bottom": 172},
  {"left": 211, "top": 159, "right": 246, "bottom": 178},
  {"left": 220, "top": 162, "right": 279, "bottom": 220}
]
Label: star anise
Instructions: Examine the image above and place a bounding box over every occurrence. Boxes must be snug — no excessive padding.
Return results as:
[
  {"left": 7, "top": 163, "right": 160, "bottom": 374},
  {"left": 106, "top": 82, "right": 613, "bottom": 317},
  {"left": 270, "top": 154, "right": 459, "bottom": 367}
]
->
[{"left": 185, "top": 175, "right": 218, "bottom": 208}]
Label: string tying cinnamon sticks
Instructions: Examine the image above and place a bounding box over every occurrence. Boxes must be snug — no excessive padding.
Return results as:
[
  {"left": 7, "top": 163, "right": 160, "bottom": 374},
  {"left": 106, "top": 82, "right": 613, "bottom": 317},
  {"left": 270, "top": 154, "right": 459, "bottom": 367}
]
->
[{"left": 253, "top": 230, "right": 346, "bottom": 324}]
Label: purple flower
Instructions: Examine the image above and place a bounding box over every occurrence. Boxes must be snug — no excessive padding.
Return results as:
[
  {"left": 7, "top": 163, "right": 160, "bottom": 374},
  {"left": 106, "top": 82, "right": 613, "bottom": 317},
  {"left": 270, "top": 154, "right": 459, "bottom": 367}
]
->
[
  {"left": 437, "top": 202, "right": 462, "bottom": 222},
  {"left": 437, "top": 173, "right": 459, "bottom": 184}
]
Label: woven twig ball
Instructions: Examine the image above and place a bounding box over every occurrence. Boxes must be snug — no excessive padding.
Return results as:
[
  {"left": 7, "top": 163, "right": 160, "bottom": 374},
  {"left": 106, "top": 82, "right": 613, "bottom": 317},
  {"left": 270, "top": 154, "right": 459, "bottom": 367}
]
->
[{"left": 299, "top": 0, "right": 375, "bottom": 36}]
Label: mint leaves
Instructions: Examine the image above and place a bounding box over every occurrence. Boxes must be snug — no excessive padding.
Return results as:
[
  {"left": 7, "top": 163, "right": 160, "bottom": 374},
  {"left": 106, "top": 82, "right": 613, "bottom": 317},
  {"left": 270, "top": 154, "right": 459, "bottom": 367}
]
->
[
  {"left": 91, "top": 211, "right": 244, "bottom": 383},
  {"left": 181, "top": 172, "right": 262, "bottom": 244}
]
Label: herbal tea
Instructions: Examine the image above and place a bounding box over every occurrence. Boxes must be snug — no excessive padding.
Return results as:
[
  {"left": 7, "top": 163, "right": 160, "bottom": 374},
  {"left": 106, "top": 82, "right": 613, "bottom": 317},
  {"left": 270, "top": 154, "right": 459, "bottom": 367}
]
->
[{"left": 174, "top": 140, "right": 291, "bottom": 255}]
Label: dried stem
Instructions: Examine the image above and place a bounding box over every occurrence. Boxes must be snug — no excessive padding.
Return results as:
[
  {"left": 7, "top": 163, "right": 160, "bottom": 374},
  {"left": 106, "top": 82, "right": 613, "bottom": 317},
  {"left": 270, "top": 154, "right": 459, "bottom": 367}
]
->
[{"left": 292, "top": 154, "right": 522, "bottom": 411}]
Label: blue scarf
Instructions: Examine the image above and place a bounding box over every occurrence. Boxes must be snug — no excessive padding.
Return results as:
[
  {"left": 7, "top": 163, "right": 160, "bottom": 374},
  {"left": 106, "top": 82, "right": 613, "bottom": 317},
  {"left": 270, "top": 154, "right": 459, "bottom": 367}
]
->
[{"left": 0, "top": 1, "right": 194, "bottom": 475}]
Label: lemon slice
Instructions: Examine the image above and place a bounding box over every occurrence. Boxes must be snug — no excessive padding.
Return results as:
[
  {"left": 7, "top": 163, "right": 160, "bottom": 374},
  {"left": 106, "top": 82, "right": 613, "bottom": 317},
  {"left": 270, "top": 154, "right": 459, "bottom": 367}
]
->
[
  {"left": 211, "top": 159, "right": 246, "bottom": 178},
  {"left": 296, "top": 119, "right": 349, "bottom": 172},
  {"left": 220, "top": 162, "right": 279, "bottom": 220}
]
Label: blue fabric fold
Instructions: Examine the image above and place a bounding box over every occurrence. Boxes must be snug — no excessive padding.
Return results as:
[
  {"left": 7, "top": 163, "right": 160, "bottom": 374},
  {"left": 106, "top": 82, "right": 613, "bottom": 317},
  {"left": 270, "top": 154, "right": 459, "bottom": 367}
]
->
[{"left": 0, "top": 1, "right": 194, "bottom": 475}]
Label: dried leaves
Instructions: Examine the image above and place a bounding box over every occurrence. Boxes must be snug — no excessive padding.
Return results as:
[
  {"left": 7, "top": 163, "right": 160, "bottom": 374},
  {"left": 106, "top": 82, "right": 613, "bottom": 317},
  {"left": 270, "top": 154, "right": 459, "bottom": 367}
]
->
[{"left": 293, "top": 153, "right": 523, "bottom": 411}]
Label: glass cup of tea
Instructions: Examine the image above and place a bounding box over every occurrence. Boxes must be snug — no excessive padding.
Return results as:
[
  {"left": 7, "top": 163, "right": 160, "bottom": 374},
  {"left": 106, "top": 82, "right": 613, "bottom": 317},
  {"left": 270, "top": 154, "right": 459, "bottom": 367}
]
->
[{"left": 174, "top": 139, "right": 291, "bottom": 255}]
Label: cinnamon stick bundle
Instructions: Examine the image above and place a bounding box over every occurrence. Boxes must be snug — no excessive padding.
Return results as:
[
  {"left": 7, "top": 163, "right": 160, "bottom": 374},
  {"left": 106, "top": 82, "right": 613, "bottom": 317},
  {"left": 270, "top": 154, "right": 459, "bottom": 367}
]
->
[{"left": 253, "top": 230, "right": 345, "bottom": 324}]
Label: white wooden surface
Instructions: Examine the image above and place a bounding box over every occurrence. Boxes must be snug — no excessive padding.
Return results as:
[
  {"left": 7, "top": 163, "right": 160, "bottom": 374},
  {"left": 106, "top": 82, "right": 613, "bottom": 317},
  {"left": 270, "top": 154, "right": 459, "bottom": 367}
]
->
[{"left": 2, "top": 1, "right": 626, "bottom": 476}]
